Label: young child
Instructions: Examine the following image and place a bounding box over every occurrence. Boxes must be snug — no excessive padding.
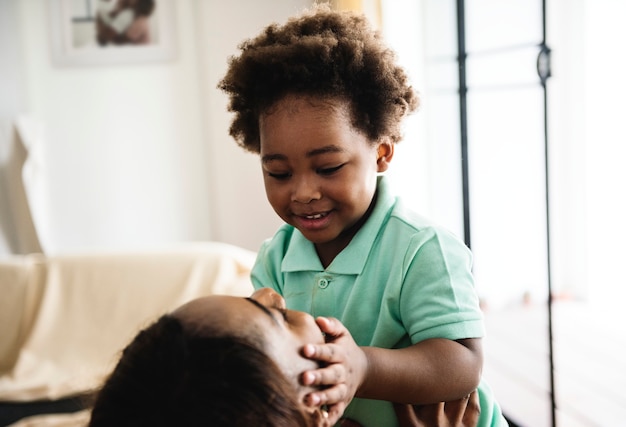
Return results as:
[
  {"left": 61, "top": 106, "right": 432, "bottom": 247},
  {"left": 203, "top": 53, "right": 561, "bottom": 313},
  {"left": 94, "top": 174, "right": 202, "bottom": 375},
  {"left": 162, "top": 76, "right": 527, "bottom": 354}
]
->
[{"left": 219, "top": 5, "right": 508, "bottom": 427}]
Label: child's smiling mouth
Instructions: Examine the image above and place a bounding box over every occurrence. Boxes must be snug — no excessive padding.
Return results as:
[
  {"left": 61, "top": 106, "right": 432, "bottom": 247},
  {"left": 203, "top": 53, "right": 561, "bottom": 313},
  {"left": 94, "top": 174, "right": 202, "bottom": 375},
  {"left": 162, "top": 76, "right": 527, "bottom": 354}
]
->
[
  {"left": 304, "top": 213, "right": 327, "bottom": 220},
  {"left": 293, "top": 211, "right": 332, "bottom": 230}
]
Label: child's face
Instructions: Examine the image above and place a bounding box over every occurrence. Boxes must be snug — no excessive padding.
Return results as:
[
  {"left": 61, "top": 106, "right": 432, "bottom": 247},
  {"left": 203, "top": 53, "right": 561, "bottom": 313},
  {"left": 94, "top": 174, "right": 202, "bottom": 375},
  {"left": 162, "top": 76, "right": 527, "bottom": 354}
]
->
[{"left": 259, "top": 95, "right": 392, "bottom": 262}]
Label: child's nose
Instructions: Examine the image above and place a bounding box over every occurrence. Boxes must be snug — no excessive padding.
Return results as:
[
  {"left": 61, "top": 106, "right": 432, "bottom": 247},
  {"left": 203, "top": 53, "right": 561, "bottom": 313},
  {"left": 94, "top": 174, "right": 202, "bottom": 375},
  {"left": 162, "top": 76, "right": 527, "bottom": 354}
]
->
[{"left": 291, "top": 176, "right": 321, "bottom": 203}]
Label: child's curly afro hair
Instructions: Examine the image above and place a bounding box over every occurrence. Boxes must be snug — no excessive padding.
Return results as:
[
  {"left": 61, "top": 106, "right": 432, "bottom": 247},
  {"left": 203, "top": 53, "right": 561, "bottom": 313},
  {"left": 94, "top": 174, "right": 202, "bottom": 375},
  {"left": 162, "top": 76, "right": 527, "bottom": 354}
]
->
[{"left": 218, "top": 4, "right": 419, "bottom": 153}]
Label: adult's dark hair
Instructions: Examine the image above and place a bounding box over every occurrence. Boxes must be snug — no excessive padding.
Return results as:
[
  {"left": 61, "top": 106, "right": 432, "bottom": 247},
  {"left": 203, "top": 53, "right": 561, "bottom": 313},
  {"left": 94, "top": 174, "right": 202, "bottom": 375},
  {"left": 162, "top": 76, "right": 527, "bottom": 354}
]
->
[
  {"left": 218, "top": 5, "right": 419, "bottom": 153},
  {"left": 89, "top": 315, "right": 312, "bottom": 427}
]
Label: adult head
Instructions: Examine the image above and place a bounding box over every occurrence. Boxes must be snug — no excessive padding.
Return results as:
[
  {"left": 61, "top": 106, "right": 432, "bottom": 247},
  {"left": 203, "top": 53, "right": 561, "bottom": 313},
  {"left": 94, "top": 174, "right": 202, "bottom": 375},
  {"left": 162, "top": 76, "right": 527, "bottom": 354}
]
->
[{"left": 88, "top": 288, "right": 328, "bottom": 427}]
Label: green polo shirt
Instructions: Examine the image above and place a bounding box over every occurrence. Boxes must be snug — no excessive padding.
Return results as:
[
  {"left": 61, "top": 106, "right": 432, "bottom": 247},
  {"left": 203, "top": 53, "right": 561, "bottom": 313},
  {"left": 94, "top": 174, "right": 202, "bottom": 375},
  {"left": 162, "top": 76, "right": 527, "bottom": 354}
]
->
[{"left": 252, "top": 176, "right": 507, "bottom": 426}]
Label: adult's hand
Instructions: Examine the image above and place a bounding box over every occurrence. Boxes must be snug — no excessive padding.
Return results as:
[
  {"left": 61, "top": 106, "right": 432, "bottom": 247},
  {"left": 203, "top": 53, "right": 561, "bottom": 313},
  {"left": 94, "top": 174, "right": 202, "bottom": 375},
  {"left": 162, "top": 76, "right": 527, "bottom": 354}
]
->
[{"left": 393, "top": 390, "right": 481, "bottom": 427}]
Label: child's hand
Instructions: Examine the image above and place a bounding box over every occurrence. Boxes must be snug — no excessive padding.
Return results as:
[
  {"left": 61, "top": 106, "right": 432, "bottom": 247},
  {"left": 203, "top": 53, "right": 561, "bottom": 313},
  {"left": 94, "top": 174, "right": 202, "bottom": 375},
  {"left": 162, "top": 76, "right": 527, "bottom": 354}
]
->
[{"left": 301, "top": 316, "right": 368, "bottom": 425}]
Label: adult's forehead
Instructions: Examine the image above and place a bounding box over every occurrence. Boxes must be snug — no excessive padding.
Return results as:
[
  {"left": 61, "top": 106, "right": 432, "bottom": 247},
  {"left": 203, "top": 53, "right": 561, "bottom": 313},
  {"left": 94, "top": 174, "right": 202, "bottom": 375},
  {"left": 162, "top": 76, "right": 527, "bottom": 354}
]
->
[
  {"left": 173, "top": 296, "right": 236, "bottom": 331},
  {"left": 172, "top": 295, "right": 269, "bottom": 339},
  {"left": 173, "top": 295, "right": 224, "bottom": 317}
]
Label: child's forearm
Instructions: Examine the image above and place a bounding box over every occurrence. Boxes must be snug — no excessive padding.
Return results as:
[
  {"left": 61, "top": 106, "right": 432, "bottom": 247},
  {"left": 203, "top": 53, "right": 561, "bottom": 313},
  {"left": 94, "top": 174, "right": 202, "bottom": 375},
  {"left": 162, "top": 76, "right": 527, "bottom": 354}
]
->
[{"left": 357, "top": 338, "right": 483, "bottom": 404}]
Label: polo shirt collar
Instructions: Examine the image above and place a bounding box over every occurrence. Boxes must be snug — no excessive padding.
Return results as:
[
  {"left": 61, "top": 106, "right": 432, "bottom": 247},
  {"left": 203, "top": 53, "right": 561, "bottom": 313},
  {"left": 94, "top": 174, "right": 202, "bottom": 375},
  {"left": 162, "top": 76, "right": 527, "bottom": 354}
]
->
[{"left": 281, "top": 175, "right": 396, "bottom": 274}]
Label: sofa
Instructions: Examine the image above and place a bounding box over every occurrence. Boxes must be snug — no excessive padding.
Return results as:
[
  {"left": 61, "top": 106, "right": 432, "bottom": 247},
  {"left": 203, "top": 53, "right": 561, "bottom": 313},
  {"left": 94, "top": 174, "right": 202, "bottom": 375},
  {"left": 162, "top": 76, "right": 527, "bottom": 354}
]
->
[{"left": 0, "top": 242, "right": 256, "bottom": 426}]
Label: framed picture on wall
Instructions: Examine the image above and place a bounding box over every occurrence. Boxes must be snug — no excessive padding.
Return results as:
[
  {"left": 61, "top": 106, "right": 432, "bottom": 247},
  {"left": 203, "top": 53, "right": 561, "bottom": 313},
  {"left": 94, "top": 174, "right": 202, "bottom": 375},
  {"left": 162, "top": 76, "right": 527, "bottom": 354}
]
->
[{"left": 48, "top": 0, "right": 177, "bottom": 66}]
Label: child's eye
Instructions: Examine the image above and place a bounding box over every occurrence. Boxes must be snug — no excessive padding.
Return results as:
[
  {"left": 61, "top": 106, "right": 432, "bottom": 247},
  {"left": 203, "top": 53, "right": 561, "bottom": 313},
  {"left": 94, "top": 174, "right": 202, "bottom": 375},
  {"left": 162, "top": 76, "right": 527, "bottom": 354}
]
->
[
  {"left": 318, "top": 164, "right": 345, "bottom": 176},
  {"left": 268, "top": 172, "right": 291, "bottom": 180}
]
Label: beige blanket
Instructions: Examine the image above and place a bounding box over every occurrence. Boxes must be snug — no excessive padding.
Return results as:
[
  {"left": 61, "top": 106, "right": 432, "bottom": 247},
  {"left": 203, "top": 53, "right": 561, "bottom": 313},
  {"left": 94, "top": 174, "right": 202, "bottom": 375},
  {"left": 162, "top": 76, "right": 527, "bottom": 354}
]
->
[
  {"left": 7, "top": 410, "right": 91, "bottom": 427},
  {"left": 0, "top": 242, "right": 256, "bottom": 404}
]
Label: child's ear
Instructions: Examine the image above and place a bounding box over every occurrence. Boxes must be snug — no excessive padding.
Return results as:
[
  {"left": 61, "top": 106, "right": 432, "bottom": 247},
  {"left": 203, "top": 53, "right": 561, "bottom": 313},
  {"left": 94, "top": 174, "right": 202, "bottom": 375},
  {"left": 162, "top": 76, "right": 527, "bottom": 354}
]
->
[{"left": 376, "top": 140, "right": 394, "bottom": 172}]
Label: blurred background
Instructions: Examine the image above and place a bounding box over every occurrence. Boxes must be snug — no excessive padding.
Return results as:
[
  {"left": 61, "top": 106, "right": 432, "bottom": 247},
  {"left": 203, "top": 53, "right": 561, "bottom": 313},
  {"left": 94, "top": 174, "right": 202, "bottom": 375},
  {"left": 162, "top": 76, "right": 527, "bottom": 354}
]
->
[{"left": 0, "top": 1, "right": 624, "bottom": 426}]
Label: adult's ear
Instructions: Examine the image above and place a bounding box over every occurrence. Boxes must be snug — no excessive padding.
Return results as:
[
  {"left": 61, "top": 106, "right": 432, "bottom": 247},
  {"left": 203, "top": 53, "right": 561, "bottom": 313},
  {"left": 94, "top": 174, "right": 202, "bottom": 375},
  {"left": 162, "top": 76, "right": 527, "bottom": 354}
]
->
[
  {"left": 308, "top": 407, "right": 333, "bottom": 427},
  {"left": 376, "top": 140, "right": 395, "bottom": 172}
]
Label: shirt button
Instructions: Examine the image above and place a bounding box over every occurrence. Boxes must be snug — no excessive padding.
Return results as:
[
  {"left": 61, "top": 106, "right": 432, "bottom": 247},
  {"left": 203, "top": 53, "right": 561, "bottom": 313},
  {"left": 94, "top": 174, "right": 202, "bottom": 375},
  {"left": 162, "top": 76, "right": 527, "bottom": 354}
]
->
[{"left": 318, "top": 278, "right": 329, "bottom": 289}]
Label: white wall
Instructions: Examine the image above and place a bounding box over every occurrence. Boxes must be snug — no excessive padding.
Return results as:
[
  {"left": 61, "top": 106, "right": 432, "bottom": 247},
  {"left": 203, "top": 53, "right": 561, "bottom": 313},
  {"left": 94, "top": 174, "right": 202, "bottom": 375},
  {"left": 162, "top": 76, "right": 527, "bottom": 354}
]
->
[
  {"left": 5, "top": 0, "right": 211, "bottom": 253},
  {"left": 195, "top": 0, "right": 309, "bottom": 251},
  {"left": 0, "top": 0, "right": 27, "bottom": 254},
  {"left": 0, "top": 0, "right": 309, "bottom": 255}
]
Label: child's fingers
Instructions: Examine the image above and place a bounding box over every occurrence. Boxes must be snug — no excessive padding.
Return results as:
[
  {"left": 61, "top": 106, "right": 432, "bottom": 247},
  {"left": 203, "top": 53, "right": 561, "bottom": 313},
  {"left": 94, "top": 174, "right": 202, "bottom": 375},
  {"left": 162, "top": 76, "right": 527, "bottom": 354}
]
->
[
  {"left": 302, "top": 343, "right": 344, "bottom": 363},
  {"left": 315, "top": 316, "right": 348, "bottom": 337},
  {"left": 304, "top": 383, "right": 349, "bottom": 407},
  {"left": 301, "top": 362, "right": 346, "bottom": 386}
]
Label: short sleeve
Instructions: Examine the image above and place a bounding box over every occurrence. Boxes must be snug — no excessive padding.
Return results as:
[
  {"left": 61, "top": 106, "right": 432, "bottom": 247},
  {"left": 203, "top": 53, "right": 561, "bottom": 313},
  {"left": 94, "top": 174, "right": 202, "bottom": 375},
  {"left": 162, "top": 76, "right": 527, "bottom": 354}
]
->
[
  {"left": 399, "top": 227, "right": 485, "bottom": 343},
  {"left": 251, "top": 239, "right": 280, "bottom": 293}
]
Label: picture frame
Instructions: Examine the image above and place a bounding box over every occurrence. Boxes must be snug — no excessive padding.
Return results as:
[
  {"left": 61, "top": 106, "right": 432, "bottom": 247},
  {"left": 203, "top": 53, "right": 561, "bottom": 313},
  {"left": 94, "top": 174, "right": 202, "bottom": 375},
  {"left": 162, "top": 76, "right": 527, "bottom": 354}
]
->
[{"left": 48, "top": 0, "right": 177, "bottom": 67}]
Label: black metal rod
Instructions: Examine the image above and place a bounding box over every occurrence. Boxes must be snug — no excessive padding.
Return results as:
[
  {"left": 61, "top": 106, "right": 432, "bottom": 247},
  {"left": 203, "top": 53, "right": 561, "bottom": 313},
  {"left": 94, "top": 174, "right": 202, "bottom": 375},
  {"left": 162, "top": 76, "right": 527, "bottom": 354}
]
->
[
  {"left": 457, "top": 1, "right": 556, "bottom": 425},
  {"left": 540, "top": 0, "right": 557, "bottom": 425},
  {"left": 456, "top": 0, "right": 471, "bottom": 248}
]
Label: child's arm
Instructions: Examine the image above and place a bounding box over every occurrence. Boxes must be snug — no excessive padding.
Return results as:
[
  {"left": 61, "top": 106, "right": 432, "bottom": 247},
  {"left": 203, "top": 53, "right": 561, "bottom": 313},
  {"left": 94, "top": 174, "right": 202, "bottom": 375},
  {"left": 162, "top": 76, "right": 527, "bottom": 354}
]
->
[
  {"left": 361, "top": 337, "right": 482, "bottom": 402},
  {"left": 302, "top": 316, "right": 482, "bottom": 424}
]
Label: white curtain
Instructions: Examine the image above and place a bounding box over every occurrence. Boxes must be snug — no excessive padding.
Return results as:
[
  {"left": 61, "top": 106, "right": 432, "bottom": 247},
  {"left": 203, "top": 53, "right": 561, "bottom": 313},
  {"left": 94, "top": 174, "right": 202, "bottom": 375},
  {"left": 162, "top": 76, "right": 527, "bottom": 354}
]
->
[{"left": 4, "top": 116, "right": 47, "bottom": 254}]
